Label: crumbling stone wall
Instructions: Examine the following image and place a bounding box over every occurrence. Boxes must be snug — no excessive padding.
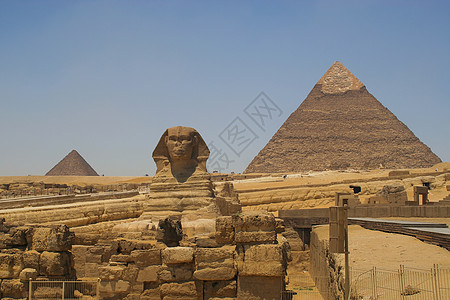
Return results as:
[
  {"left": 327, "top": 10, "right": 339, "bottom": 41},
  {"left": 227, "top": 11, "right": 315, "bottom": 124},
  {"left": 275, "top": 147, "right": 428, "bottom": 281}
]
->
[
  {"left": 0, "top": 218, "right": 75, "bottom": 299},
  {"left": 70, "top": 211, "right": 290, "bottom": 300}
]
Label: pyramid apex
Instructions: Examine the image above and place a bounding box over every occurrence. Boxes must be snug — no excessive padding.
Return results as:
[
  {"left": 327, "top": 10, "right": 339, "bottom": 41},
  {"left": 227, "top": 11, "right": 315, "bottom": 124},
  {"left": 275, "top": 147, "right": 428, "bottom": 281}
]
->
[{"left": 317, "top": 61, "right": 365, "bottom": 94}]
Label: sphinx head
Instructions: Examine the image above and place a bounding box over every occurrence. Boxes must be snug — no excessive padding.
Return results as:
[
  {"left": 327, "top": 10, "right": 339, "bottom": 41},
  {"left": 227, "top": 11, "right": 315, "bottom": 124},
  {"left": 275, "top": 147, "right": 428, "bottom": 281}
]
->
[{"left": 153, "top": 126, "right": 209, "bottom": 181}]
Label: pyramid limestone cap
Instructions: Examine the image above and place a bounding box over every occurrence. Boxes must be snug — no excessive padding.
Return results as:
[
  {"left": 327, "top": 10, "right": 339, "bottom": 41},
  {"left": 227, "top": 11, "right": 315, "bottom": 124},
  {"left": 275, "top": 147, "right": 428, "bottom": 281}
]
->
[{"left": 317, "top": 61, "right": 365, "bottom": 94}]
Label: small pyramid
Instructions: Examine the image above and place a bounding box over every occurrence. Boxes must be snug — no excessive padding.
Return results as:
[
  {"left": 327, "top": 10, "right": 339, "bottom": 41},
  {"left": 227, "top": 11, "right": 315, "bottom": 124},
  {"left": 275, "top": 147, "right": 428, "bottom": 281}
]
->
[
  {"left": 245, "top": 62, "right": 441, "bottom": 173},
  {"left": 46, "top": 150, "right": 99, "bottom": 176}
]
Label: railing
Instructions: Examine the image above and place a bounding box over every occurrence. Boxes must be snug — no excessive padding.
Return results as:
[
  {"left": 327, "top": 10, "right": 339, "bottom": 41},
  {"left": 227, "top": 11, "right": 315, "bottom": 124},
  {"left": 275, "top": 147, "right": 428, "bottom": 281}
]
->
[
  {"left": 28, "top": 279, "right": 99, "bottom": 300},
  {"left": 351, "top": 265, "right": 450, "bottom": 300}
]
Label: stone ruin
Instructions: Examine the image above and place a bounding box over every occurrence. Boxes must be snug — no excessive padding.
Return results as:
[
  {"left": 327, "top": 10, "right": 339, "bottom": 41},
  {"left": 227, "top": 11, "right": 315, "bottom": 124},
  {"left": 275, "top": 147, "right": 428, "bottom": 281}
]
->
[
  {"left": 0, "top": 218, "right": 76, "bottom": 298},
  {"left": 0, "top": 126, "right": 293, "bottom": 299}
]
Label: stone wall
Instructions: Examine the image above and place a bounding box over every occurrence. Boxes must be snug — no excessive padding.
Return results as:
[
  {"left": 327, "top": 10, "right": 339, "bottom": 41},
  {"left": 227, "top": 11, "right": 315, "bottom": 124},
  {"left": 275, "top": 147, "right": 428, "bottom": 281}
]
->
[
  {"left": 69, "top": 211, "right": 290, "bottom": 300},
  {"left": 0, "top": 219, "right": 75, "bottom": 299}
]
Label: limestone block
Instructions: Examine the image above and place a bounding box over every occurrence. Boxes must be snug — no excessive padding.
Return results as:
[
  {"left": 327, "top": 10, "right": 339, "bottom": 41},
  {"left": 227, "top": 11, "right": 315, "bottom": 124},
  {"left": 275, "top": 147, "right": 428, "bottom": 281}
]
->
[
  {"left": 99, "top": 280, "right": 130, "bottom": 298},
  {"left": 1, "top": 279, "right": 26, "bottom": 298},
  {"left": 161, "top": 247, "right": 194, "bottom": 264},
  {"left": 195, "top": 246, "right": 235, "bottom": 266},
  {"left": 33, "top": 286, "right": 62, "bottom": 299},
  {"left": 234, "top": 231, "right": 276, "bottom": 244},
  {"left": 140, "top": 286, "right": 161, "bottom": 299},
  {"left": 71, "top": 245, "right": 87, "bottom": 278},
  {"left": 237, "top": 276, "right": 283, "bottom": 300},
  {"left": 0, "top": 252, "right": 24, "bottom": 278},
  {"left": 195, "top": 236, "right": 219, "bottom": 248},
  {"left": 245, "top": 244, "right": 283, "bottom": 262},
  {"left": 194, "top": 267, "right": 236, "bottom": 281},
  {"left": 215, "top": 216, "right": 234, "bottom": 244},
  {"left": 19, "top": 268, "right": 38, "bottom": 281},
  {"left": 123, "top": 265, "right": 139, "bottom": 282},
  {"left": 110, "top": 254, "right": 133, "bottom": 263},
  {"left": 88, "top": 244, "right": 117, "bottom": 263},
  {"left": 160, "top": 281, "right": 200, "bottom": 298},
  {"left": 137, "top": 265, "right": 161, "bottom": 282},
  {"left": 233, "top": 211, "right": 276, "bottom": 232},
  {"left": 158, "top": 264, "right": 193, "bottom": 282},
  {"left": 204, "top": 280, "right": 237, "bottom": 298},
  {"left": 39, "top": 251, "right": 72, "bottom": 276},
  {"left": 237, "top": 244, "right": 285, "bottom": 277},
  {"left": 117, "top": 239, "right": 155, "bottom": 254},
  {"left": 98, "top": 265, "right": 125, "bottom": 281},
  {"left": 1, "top": 227, "right": 28, "bottom": 247},
  {"left": 130, "top": 249, "right": 161, "bottom": 266},
  {"left": 239, "top": 261, "right": 284, "bottom": 277},
  {"left": 84, "top": 262, "right": 100, "bottom": 278},
  {"left": 31, "top": 225, "right": 73, "bottom": 251},
  {"left": 194, "top": 246, "right": 236, "bottom": 280}
]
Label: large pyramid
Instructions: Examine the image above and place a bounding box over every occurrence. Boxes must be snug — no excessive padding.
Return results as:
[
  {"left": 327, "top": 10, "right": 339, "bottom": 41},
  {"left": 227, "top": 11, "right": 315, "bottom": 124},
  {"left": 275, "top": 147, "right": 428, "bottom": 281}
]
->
[
  {"left": 245, "top": 62, "right": 441, "bottom": 173},
  {"left": 46, "top": 150, "right": 99, "bottom": 176}
]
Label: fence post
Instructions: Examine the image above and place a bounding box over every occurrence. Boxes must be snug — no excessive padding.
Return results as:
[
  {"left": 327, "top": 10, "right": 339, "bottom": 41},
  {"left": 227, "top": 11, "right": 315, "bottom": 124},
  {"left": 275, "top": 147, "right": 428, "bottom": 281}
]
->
[
  {"left": 399, "top": 265, "right": 405, "bottom": 300},
  {"left": 62, "top": 281, "right": 65, "bottom": 300},
  {"left": 28, "top": 278, "right": 32, "bottom": 300},
  {"left": 433, "top": 264, "right": 440, "bottom": 300},
  {"left": 96, "top": 278, "right": 100, "bottom": 300},
  {"left": 372, "top": 267, "right": 377, "bottom": 299}
]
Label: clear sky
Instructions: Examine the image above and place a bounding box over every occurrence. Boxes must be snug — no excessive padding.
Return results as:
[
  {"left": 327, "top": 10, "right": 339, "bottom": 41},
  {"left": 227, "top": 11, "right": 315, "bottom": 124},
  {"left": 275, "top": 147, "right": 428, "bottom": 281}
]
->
[{"left": 1, "top": 0, "right": 449, "bottom": 176}]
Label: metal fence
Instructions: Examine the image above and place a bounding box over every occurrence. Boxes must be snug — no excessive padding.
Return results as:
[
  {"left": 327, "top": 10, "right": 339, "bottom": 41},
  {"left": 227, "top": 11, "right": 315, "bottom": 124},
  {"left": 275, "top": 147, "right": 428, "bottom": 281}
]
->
[
  {"left": 289, "top": 265, "right": 450, "bottom": 300},
  {"left": 28, "top": 279, "right": 99, "bottom": 300},
  {"left": 351, "top": 265, "right": 450, "bottom": 300}
]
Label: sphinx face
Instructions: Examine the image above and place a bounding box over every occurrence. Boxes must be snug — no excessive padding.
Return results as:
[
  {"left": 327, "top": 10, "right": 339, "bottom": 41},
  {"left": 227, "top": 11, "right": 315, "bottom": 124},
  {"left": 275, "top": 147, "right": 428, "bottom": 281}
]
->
[{"left": 165, "top": 127, "right": 195, "bottom": 161}]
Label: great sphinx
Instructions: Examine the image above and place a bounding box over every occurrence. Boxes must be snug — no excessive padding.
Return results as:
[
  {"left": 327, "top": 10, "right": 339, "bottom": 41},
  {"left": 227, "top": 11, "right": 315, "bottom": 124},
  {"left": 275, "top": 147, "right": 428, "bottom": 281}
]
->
[{"left": 141, "top": 126, "right": 240, "bottom": 228}]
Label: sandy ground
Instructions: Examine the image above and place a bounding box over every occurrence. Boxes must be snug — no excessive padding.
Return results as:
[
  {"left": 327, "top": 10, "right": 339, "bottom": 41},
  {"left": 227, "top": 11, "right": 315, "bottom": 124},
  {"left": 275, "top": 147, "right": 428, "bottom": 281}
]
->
[{"left": 314, "top": 225, "right": 450, "bottom": 271}]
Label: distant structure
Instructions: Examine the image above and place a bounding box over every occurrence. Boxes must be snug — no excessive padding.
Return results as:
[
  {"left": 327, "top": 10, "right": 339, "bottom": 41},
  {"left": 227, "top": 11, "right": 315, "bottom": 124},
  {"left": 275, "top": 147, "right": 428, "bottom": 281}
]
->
[
  {"left": 46, "top": 150, "right": 99, "bottom": 176},
  {"left": 245, "top": 62, "right": 441, "bottom": 173}
]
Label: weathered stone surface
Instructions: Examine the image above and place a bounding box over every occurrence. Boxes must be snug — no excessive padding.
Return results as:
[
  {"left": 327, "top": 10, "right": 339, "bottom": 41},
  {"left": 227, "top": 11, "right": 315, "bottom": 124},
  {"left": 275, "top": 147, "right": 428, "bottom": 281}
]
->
[
  {"left": 33, "top": 286, "right": 63, "bottom": 299},
  {"left": 237, "top": 276, "right": 283, "bottom": 300},
  {"left": 31, "top": 225, "right": 73, "bottom": 251},
  {"left": 234, "top": 231, "right": 276, "bottom": 244},
  {"left": 98, "top": 265, "right": 125, "bottom": 281},
  {"left": 130, "top": 249, "right": 161, "bottom": 266},
  {"left": 0, "top": 251, "right": 23, "bottom": 279},
  {"left": 0, "top": 279, "right": 26, "bottom": 298},
  {"left": 160, "top": 281, "right": 200, "bottom": 298},
  {"left": 215, "top": 216, "right": 234, "bottom": 244},
  {"left": 195, "top": 246, "right": 235, "bottom": 265},
  {"left": 161, "top": 247, "right": 194, "bottom": 264},
  {"left": 140, "top": 286, "right": 161, "bottom": 300},
  {"left": 137, "top": 266, "right": 161, "bottom": 282},
  {"left": 158, "top": 264, "right": 193, "bottom": 282},
  {"left": 39, "top": 251, "right": 72, "bottom": 276},
  {"left": 23, "top": 250, "right": 40, "bottom": 269},
  {"left": 122, "top": 265, "right": 139, "bottom": 282},
  {"left": 233, "top": 211, "right": 276, "bottom": 233},
  {"left": 156, "top": 218, "right": 183, "bottom": 247},
  {"left": 245, "top": 61, "right": 441, "bottom": 173},
  {"left": 19, "top": 268, "right": 38, "bottom": 281},
  {"left": 99, "top": 280, "right": 130, "bottom": 297},
  {"left": 194, "top": 267, "right": 236, "bottom": 281},
  {"left": 204, "top": 280, "right": 237, "bottom": 298},
  {"left": 237, "top": 244, "right": 285, "bottom": 277}
]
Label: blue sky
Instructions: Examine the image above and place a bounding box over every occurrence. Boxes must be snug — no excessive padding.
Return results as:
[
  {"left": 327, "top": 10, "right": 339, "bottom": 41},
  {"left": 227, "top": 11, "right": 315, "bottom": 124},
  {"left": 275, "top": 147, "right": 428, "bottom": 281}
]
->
[{"left": 1, "top": 1, "right": 449, "bottom": 176}]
